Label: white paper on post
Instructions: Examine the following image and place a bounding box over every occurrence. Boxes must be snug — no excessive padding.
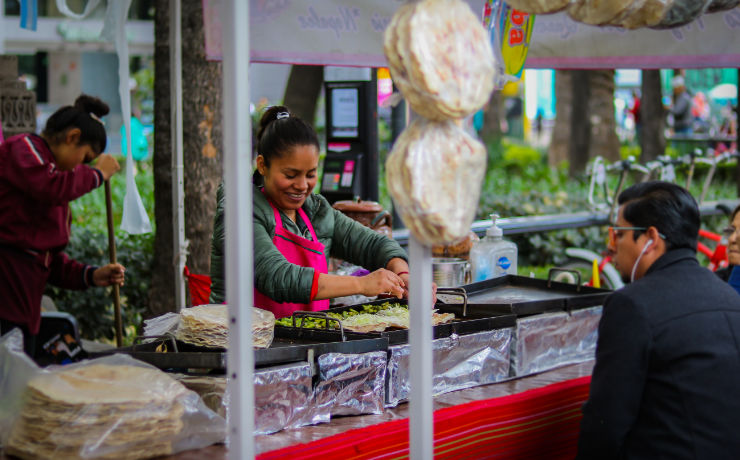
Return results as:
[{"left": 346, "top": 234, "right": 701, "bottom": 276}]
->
[{"left": 101, "top": 0, "right": 152, "bottom": 234}]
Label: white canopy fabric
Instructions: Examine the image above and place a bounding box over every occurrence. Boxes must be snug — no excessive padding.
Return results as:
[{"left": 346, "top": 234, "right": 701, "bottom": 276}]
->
[{"left": 204, "top": 1, "right": 740, "bottom": 69}]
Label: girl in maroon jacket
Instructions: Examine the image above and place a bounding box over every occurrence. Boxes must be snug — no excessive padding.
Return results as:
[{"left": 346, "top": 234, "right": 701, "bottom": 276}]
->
[{"left": 0, "top": 94, "right": 125, "bottom": 357}]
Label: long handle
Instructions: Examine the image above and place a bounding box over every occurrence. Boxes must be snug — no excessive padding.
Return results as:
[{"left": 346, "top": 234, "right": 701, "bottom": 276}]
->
[{"left": 105, "top": 181, "right": 123, "bottom": 347}]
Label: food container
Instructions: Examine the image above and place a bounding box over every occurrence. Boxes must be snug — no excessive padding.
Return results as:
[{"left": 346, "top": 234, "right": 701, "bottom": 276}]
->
[
  {"left": 332, "top": 199, "right": 393, "bottom": 238},
  {"left": 433, "top": 257, "right": 471, "bottom": 288}
]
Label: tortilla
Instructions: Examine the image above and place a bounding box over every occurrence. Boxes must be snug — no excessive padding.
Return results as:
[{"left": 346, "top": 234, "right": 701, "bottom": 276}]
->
[
  {"left": 504, "top": 0, "right": 569, "bottom": 14},
  {"left": 176, "top": 304, "right": 275, "bottom": 349},
  {"left": 384, "top": 0, "right": 496, "bottom": 120},
  {"left": 5, "top": 363, "right": 187, "bottom": 460},
  {"left": 706, "top": 0, "right": 739, "bottom": 12},
  {"left": 386, "top": 119, "right": 486, "bottom": 246},
  {"left": 650, "top": 0, "right": 711, "bottom": 28},
  {"left": 618, "top": 0, "right": 671, "bottom": 28},
  {"left": 568, "top": 0, "right": 642, "bottom": 25}
]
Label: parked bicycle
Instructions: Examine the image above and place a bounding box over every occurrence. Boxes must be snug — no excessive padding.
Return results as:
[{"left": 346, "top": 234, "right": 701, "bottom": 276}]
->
[
  {"left": 555, "top": 150, "right": 738, "bottom": 289},
  {"left": 555, "top": 157, "right": 648, "bottom": 290}
]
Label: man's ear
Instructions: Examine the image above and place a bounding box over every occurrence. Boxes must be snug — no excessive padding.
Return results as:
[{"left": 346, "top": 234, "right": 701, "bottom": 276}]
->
[
  {"left": 65, "top": 128, "right": 82, "bottom": 145},
  {"left": 646, "top": 226, "right": 664, "bottom": 251}
]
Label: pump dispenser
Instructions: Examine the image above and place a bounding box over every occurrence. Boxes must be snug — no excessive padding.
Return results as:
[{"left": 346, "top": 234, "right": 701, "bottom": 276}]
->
[{"left": 470, "top": 214, "right": 517, "bottom": 282}]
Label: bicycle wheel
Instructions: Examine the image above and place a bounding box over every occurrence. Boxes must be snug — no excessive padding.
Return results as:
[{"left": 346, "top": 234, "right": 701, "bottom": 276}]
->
[{"left": 555, "top": 259, "right": 619, "bottom": 291}]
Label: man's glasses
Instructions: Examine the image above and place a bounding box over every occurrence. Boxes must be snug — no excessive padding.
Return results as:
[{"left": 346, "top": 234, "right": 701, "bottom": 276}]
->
[
  {"left": 722, "top": 227, "right": 739, "bottom": 239},
  {"left": 607, "top": 226, "right": 666, "bottom": 246},
  {"left": 607, "top": 227, "right": 646, "bottom": 246}
]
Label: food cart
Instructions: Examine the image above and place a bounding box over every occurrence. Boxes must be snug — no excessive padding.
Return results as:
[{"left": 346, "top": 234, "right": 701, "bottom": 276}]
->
[{"left": 1, "top": 1, "right": 739, "bottom": 459}]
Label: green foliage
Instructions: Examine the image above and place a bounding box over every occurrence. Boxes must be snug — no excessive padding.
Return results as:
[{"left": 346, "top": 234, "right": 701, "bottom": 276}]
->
[
  {"left": 501, "top": 139, "right": 542, "bottom": 169},
  {"left": 70, "top": 158, "right": 155, "bottom": 233},
  {"left": 620, "top": 145, "right": 641, "bottom": 160},
  {"left": 44, "top": 228, "right": 153, "bottom": 345}
]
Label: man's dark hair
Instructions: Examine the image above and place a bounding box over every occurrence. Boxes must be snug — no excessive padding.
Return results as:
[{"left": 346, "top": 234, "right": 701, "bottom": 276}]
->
[{"left": 618, "top": 181, "right": 699, "bottom": 251}]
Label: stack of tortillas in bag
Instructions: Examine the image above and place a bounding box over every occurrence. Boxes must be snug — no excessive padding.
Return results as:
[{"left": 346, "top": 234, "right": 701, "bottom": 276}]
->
[
  {"left": 506, "top": 0, "right": 738, "bottom": 29},
  {"left": 6, "top": 363, "right": 188, "bottom": 460},
  {"left": 384, "top": 0, "right": 495, "bottom": 246},
  {"left": 176, "top": 304, "right": 275, "bottom": 349}
]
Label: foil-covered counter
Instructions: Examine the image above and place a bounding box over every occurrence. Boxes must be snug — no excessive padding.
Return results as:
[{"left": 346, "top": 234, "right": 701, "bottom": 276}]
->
[
  {"left": 177, "top": 351, "right": 387, "bottom": 435},
  {"left": 511, "top": 306, "right": 602, "bottom": 377},
  {"left": 314, "top": 351, "right": 387, "bottom": 416},
  {"left": 177, "top": 361, "right": 323, "bottom": 435},
  {"left": 385, "top": 328, "right": 513, "bottom": 407}
]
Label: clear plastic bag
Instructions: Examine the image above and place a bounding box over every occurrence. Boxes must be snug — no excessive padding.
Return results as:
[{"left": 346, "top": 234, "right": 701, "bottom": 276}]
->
[
  {"left": 0, "top": 333, "right": 225, "bottom": 459},
  {"left": 386, "top": 118, "right": 487, "bottom": 246},
  {"left": 383, "top": 0, "right": 496, "bottom": 121}
]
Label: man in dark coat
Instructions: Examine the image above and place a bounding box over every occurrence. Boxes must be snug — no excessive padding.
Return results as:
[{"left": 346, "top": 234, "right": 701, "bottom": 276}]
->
[{"left": 577, "top": 181, "right": 740, "bottom": 460}]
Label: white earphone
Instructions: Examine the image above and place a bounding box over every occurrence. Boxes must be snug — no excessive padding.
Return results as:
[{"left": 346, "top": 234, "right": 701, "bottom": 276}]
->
[{"left": 631, "top": 238, "right": 655, "bottom": 282}]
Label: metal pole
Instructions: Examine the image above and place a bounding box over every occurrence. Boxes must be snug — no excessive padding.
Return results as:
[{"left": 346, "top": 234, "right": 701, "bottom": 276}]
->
[
  {"left": 169, "top": 0, "right": 187, "bottom": 310},
  {"left": 0, "top": 3, "right": 5, "bottom": 55},
  {"left": 222, "top": 1, "right": 255, "bottom": 459},
  {"left": 409, "top": 237, "right": 433, "bottom": 459}
]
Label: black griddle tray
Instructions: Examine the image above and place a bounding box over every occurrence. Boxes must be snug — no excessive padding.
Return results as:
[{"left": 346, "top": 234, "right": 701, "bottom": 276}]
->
[
  {"left": 436, "top": 274, "right": 611, "bottom": 317},
  {"left": 88, "top": 333, "right": 388, "bottom": 372},
  {"left": 276, "top": 297, "right": 516, "bottom": 346}
]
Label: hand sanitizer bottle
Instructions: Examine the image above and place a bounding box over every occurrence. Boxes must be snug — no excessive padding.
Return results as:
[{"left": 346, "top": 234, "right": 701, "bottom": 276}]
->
[{"left": 470, "top": 214, "right": 517, "bottom": 282}]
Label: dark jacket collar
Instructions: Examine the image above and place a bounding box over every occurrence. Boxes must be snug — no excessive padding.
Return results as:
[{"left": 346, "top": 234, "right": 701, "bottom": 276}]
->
[{"left": 644, "top": 247, "right": 698, "bottom": 276}]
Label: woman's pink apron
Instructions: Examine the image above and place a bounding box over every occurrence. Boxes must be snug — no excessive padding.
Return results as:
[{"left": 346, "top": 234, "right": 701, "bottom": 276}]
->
[{"left": 253, "top": 200, "right": 330, "bottom": 318}]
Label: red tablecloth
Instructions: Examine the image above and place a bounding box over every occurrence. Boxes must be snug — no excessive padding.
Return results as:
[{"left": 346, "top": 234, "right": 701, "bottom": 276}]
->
[{"left": 257, "top": 375, "right": 591, "bottom": 460}]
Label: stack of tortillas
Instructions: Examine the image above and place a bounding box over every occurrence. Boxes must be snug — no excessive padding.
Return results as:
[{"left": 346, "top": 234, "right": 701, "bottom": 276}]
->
[
  {"left": 176, "top": 304, "right": 275, "bottom": 349},
  {"left": 384, "top": 0, "right": 496, "bottom": 120},
  {"left": 387, "top": 118, "right": 486, "bottom": 245},
  {"left": 509, "top": 0, "right": 736, "bottom": 29},
  {"left": 384, "top": 0, "right": 491, "bottom": 246},
  {"left": 5, "top": 363, "right": 188, "bottom": 460}
]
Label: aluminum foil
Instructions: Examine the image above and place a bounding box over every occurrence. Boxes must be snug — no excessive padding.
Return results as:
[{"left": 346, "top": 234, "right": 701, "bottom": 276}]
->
[
  {"left": 313, "top": 351, "right": 387, "bottom": 416},
  {"left": 511, "top": 306, "right": 602, "bottom": 377},
  {"left": 177, "top": 361, "right": 327, "bottom": 436},
  {"left": 386, "top": 328, "right": 513, "bottom": 407}
]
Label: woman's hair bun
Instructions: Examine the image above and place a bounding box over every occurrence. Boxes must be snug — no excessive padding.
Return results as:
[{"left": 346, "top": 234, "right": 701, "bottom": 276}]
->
[{"left": 74, "top": 94, "right": 110, "bottom": 118}]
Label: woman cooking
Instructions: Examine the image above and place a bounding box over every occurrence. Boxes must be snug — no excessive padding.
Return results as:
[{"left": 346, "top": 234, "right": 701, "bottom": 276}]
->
[{"left": 209, "top": 106, "right": 426, "bottom": 318}]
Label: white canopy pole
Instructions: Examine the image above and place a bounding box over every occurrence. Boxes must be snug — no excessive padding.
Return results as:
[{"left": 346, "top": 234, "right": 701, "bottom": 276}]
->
[
  {"left": 222, "top": 1, "right": 255, "bottom": 459},
  {"left": 409, "top": 237, "right": 434, "bottom": 459},
  {"left": 169, "top": 0, "right": 187, "bottom": 311}
]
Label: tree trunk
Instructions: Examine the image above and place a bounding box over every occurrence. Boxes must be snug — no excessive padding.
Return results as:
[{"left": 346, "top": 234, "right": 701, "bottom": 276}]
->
[
  {"left": 640, "top": 70, "right": 665, "bottom": 163},
  {"left": 549, "top": 70, "right": 572, "bottom": 168},
  {"left": 588, "top": 69, "right": 620, "bottom": 163},
  {"left": 569, "top": 70, "right": 591, "bottom": 176},
  {"left": 182, "top": 1, "right": 223, "bottom": 275},
  {"left": 283, "top": 65, "right": 324, "bottom": 123},
  {"left": 149, "top": 0, "right": 175, "bottom": 316},
  {"left": 478, "top": 91, "right": 504, "bottom": 147}
]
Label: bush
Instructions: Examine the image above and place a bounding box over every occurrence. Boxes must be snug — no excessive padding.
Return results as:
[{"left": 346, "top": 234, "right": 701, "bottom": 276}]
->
[{"left": 44, "top": 228, "right": 153, "bottom": 345}]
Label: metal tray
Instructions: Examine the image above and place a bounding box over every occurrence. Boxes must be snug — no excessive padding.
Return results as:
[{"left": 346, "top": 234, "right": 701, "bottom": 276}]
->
[
  {"left": 436, "top": 272, "right": 611, "bottom": 317},
  {"left": 89, "top": 333, "right": 388, "bottom": 372},
  {"left": 276, "top": 292, "right": 516, "bottom": 346}
]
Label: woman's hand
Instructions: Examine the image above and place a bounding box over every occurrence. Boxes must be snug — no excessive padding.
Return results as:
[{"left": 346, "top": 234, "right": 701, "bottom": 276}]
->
[
  {"left": 398, "top": 273, "right": 438, "bottom": 304},
  {"left": 359, "top": 268, "right": 405, "bottom": 298},
  {"left": 95, "top": 154, "right": 121, "bottom": 181},
  {"left": 93, "top": 263, "right": 125, "bottom": 287}
]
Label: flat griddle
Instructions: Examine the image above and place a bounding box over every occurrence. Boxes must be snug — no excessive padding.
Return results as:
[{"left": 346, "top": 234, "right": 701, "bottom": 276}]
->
[
  {"left": 276, "top": 293, "right": 516, "bottom": 346},
  {"left": 436, "top": 273, "right": 611, "bottom": 317},
  {"left": 89, "top": 333, "right": 388, "bottom": 373}
]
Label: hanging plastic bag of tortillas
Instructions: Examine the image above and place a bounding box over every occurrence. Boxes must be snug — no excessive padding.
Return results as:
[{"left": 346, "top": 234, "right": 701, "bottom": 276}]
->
[{"left": 386, "top": 118, "right": 487, "bottom": 246}]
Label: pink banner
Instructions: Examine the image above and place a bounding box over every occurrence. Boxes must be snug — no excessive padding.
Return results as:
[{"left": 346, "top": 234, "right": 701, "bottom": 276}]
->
[{"left": 204, "top": 1, "right": 740, "bottom": 69}]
